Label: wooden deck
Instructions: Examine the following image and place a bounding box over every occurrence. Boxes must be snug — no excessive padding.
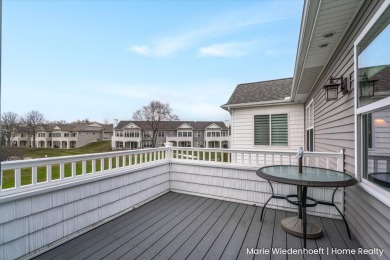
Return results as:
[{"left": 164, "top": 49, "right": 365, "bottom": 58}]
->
[{"left": 34, "top": 192, "right": 367, "bottom": 260}]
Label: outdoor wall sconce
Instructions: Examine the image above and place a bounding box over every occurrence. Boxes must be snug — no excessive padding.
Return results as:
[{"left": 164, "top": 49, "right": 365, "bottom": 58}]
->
[
  {"left": 323, "top": 76, "right": 348, "bottom": 101},
  {"left": 359, "top": 72, "right": 377, "bottom": 98}
]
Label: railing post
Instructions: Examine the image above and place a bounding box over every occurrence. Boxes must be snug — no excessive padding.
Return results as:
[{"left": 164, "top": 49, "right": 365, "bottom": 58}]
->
[
  {"left": 15, "top": 168, "right": 21, "bottom": 188},
  {"left": 337, "top": 149, "right": 344, "bottom": 172}
]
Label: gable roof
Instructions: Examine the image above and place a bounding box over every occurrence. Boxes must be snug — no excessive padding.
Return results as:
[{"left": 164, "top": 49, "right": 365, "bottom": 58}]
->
[
  {"left": 115, "top": 121, "right": 228, "bottom": 130},
  {"left": 222, "top": 78, "right": 293, "bottom": 108}
]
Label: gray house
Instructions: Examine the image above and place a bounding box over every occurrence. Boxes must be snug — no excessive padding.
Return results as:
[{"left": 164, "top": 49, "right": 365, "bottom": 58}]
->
[
  {"left": 112, "top": 120, "right": 230, "bottom": 149},
  {"left": 223, "top": 0, "right": 390, "bottom": 257}
]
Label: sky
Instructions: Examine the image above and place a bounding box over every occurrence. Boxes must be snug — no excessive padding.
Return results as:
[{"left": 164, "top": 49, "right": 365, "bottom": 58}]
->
[{"left": 2, "top": 0, "right": 303, "bottom": 124}]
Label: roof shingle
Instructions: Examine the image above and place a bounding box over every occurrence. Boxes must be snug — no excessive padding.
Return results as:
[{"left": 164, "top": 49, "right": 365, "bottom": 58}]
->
[{"left": 224, "top": 77, "right": 293, "bottom": 106}]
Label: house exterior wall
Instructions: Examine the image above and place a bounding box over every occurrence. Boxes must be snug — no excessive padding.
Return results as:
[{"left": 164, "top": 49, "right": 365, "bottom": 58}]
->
[
  {"left": 77, "top": 131, "right": 102, "bottom": 147},
  {"left": 230, "top": 104, "right": 304, "bottom": 150},
  {"left": 304, "top": 1, "right": 389, "bottom": 258}
]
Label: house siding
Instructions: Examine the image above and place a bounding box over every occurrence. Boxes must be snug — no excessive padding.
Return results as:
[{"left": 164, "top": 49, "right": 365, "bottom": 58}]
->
[
  {"left": 231, "top": 104, "right": 304, "bottom": 150},
  {"left": 305, "top": 1, "right": 389, "bottom": 258}
]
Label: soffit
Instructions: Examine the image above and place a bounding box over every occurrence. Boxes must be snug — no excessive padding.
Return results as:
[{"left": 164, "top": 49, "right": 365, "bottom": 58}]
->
[{"left": 293, "top": 0, "right": 363, "bottom": 102}]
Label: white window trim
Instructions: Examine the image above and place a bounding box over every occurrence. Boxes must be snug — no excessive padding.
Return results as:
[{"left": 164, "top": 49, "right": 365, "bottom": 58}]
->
[
  {"left": 306, "top": 99, "right": 315, "bottom": 152},
  {"left": 253, "top": 113, "right": 289, "bottom": 147},
  {"left": 354, "top": 0, "right": 390, "bottom": 202}
]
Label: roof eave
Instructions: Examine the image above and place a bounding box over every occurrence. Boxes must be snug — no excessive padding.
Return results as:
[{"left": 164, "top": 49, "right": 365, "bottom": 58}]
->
[
  {"left": 291, "top": 0, "right": 320, "bottom": 102},
  {"left": 221, "top": 99, "right": 294, "bottom": 110}
]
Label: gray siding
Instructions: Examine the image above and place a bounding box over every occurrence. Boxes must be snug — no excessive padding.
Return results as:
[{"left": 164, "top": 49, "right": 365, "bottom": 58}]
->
[
  {"left": 0, "top": 163, "right": 170, "bottom": 260},
  {"left": 305, "top": 1, "right": 389, "bottom": 258}
]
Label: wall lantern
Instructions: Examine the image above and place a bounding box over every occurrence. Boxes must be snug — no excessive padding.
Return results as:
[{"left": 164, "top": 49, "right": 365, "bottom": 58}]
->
[
  {"left": 359, "top": 73, "right": 378, "bottom": 98},
  {"left": 323, "top": 76, "right": 348, "bottom": 101}
]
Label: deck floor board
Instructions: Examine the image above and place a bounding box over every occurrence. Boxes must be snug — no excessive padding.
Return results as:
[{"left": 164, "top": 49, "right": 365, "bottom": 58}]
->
[{"left": 33, "top": 192, "right": 365, "bottom": 260}]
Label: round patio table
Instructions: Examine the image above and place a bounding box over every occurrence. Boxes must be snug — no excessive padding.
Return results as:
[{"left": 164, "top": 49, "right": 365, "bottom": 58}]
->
[{"left": 256, "top": 165, "right": 357, "bottom": 248}]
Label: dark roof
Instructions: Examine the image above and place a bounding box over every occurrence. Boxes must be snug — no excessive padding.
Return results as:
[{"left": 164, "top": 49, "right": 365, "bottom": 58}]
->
[
  {"left": 115, "top": 121, "right": 228, "bottom": 130},
  {"left": 224, "top": 77, "right": 293, "bottom": 106}
]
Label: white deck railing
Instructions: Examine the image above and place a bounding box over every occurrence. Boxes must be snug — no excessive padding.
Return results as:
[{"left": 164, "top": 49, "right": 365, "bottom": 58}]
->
[
  {"left": 0, "top": 147, "right": 344, "bottom": 193},
  {"left": 0, "top": 147, "right": 169, "bottom": 192},
  {"left": 171, "top": 147, "right": 344, "bottom": 170}
]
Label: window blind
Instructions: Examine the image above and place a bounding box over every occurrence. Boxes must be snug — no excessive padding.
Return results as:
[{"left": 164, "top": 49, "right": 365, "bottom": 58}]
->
[
  {"left": 254, "top": 115, "right": 270, "bottom": 145},
  {"left": 271, "top": 114, "right": 288, "bottom": 146}
]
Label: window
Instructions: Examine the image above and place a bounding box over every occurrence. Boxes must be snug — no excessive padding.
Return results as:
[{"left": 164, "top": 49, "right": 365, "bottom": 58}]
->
[
  {"left": 188, "top": 132, "right": 192, "bottom": 137},
  {"left": 71, "top": 133, "right": 77, "bottom": 137},
  {"left": 38, "top": 133, "right": 45, "bottom": 137},
  {"left": 143, "top": 141, "right": 152, "bottom": 148},
  {"left": 49, "top": 133, "right": 52, "bottom": 137},
  {"left": 254, "top": 114, "right": 288, "bottom": 146},
  {"left": 194, "top": 141, "right": 202, "bottom": 147},
  {"left": 221, "top": 131, "right": 227, "bottom": 137},
  {"left": 124, "top": 130, "right": 139, "bottom": 137},
  {"left": 306, "top": 101, "right": 314, "bottom": 152},
  {"left": 158, "top": 131, "right": 165, "bottom": 137},
  {"left": 64, "top": 133, "right": 69, "bottom": 137},
  {"left": 143, "top": 131, "right": 152, "bottom": 138},
  {"left": 183, "top": 132, "right": 188, "bottom": 137},
  {"left": 178, "top": 132, "right": 182, "bottom": 137},
  {"left": 356, "top": 4, "right": 390, "bottom": 196},
  {"left": 53, "top": 133, "right": 61, "bottom": 137},
  {"left": 207, "top": 132, "right": 211, "bottom": 137},
  {"left": 194, "top": 131, "right": 201, "bottom": 137},
  {"left": 116, "top": 131, "right": 123, "bottom": 137}
]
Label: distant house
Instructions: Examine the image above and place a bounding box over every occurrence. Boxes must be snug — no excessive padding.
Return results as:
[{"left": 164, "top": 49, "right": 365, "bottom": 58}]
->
[
  {"left": 221, "top": 78, "right": 305, "bottom": 151},
  {"left": 11, "top": 123, "right": 113, "bottom": 148},
  {"left": 112, "top": 121, "right": 230, "bottom": 149}
]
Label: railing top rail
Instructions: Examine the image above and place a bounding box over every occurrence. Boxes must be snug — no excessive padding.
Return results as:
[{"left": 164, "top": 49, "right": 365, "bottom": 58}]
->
[
  {"left": 1, "top": 147, "right": 168, "bottom": 169},
  {"left": 171, "top": 147, "right": 343, "bottom": 157}
]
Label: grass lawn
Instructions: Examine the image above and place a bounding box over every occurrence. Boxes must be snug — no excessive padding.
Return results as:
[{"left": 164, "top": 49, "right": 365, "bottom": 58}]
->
[
  {"left": 21, "top": 140, "right": 113, "bottom": 159},
  {"left": 1, "top": 141, "right": 164, "bottom": 190}
]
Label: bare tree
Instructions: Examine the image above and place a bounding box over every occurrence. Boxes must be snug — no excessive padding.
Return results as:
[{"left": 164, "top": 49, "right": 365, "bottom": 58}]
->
[
  {"left": 21, "top": 110, "right": 45, "bottom": 148},
  {"left": 1, "top": 112, "right": 20, "bottom": 146},
  {"left": 103, "top": 118, "right": 110, "bottom": 125},
  {"left": 133, "top": 101, "right": 179, "bottom": 147}
]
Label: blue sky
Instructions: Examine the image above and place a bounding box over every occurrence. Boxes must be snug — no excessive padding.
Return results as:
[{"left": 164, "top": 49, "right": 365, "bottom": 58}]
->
[{"left": 2, "top": 0, "right": 303, "bottom": 123}]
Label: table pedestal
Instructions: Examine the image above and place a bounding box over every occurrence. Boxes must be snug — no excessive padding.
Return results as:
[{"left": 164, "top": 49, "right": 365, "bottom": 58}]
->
[{"left": 281, "top": 216, "right": 322, "bottom": 238}]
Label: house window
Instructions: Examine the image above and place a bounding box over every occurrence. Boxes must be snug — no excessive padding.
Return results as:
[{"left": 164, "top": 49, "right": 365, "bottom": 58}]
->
[
  {"left": 221, "top": 131, "right": 227, "bottom": 137},
  {"left": 158, "top": 131, "right": 165, "bottom": 137},
  {"left": 183, "top": 132, "right": 188, "bottom": 137},
  {"left": 194, "top": 131, "right": 201, "bottom": 137},
  {"left": 178, "top": 132, "right": 182, "bottom": 137},
  {"left": 188, "top": 132, "right": 192, "bottom": 137},
  {"left": 71, "top": 133, "right": 77, "bottom": 137},
  {"left": 194, "top": 141, "right": 202, "bottom": 147},
  {"left": 207, "top": 132, "right": 211, "bottom": 137},
  {"left": 143, "top": 141, "right": 152, "bottom": 148},
  {"left": 64, "top": 133, "right": 69, "bottom": 137},
  {"left": 254, "top": 114, "right": 288, "bottom": 146},
  {"left": 306, "top": 101, "right": 314, "bottom": 152},
  {"left": 356, "top": 5, "right": 390, "bottom": 195}
]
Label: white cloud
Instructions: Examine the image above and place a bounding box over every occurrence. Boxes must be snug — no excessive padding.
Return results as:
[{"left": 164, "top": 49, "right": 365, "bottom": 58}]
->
[
  {"left": 127, "top": 45, "right": 152, "bottom": 56},
  {"left": 198, "top": 42, "right": 253, "bottom": 57},
  {"left": 127, "top": 1, "right": 299, "bottom": 57}
]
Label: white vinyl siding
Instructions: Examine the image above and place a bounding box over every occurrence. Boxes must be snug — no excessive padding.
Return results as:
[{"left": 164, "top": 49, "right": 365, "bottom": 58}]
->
[{"left": 231, "top": 104, "right": 304, "bottom": 150}]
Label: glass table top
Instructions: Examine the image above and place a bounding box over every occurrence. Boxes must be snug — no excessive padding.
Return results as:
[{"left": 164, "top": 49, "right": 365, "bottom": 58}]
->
[{"left": 257, "top": 165, "right": 357, "bottom": 187}]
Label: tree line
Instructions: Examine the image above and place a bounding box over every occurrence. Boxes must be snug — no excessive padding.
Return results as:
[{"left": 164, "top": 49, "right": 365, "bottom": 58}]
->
[
  {"left": 0, "top": 110, "right": 113, "bottom": 148},
  {"left": 1, "top": 101, "right": 179, "bottom": 149}
]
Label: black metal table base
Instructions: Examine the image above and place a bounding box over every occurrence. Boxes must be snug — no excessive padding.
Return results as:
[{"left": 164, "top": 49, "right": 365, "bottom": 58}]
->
[{"left": 260, "top": 180, "right": 352, "bottom": 248}]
